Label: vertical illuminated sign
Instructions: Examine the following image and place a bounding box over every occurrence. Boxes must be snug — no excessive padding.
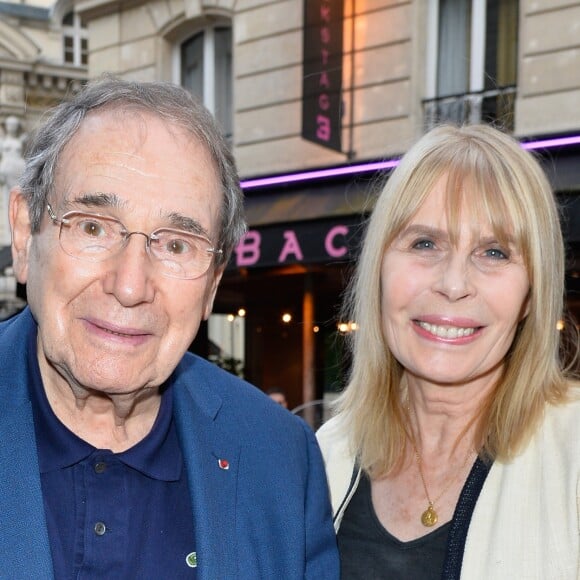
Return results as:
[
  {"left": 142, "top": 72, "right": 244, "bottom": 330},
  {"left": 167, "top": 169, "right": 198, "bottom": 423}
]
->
[{"left": 302, "top": 0, "right": 344, "bottom": 152}]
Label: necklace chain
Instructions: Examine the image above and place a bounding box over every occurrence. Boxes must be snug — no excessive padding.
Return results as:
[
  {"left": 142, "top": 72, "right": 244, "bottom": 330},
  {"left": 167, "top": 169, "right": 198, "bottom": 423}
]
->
[{"left": 407, "top": 405, "right": 474, "bottom": 527}]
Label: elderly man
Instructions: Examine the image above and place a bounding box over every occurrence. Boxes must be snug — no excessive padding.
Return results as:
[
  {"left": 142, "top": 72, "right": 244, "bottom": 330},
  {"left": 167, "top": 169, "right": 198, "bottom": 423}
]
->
[{"left": 1, "top": 77, "right": 338, "bottom": 579}]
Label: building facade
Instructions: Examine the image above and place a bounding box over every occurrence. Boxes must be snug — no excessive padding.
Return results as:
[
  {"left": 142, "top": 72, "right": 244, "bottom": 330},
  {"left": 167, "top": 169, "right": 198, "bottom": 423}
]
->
[
  {"left": 0, "top": 0, "right": 87, "bottom": 317},
  {"left": 1, "top": 0, "right": 580, "bottom": 408}
]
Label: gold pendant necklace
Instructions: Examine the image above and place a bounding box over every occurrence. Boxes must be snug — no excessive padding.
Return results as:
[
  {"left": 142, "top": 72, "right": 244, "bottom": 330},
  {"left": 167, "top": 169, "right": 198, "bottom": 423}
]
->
[
  {"left": 408, "top": 407, "right": 474, "bottom": 528},
  {"left": 421, "top": 504, "right": 438, "bottom": 527}
]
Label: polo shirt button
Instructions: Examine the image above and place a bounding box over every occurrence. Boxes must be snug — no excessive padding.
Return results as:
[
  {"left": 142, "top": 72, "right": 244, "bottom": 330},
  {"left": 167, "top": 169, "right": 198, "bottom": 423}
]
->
[
  {"left": 94, "top": 462, "right": 107, "bottom": 474},
  {"left": 94, "top": 522, "right": 107, "bottom": 536}
]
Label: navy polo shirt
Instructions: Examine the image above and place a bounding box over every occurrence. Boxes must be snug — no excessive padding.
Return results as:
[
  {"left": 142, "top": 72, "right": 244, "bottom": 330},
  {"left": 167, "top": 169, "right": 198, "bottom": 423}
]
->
[{"left": 27, "top": 338, "right": 197, "bottom": 578}]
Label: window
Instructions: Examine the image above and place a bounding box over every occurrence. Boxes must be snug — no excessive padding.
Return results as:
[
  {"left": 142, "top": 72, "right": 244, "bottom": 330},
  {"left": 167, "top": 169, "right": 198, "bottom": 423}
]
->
[
  {"left": 180, "top": 24, "right": 233, "bottom": 139},
  {"left": 425, "top": 0, "right": 518, "bottom": 128},
  {"left": 63, "top": 11, "right": 88, "bottom": 66}
]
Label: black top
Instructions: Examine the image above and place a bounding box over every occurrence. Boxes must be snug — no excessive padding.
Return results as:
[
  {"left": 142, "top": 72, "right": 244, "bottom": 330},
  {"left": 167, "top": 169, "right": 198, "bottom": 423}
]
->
[
  {"left": 338, "top": 471, "right": 450, "bottom": 579},
  {"left": 337, "top": 458, "right": 491, "bottom": 580}
]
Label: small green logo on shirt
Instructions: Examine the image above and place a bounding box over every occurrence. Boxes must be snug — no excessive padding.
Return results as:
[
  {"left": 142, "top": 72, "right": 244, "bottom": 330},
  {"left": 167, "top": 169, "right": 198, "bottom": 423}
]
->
[{"left": 186, "top": 552, "right": 197, "bottom": 568}]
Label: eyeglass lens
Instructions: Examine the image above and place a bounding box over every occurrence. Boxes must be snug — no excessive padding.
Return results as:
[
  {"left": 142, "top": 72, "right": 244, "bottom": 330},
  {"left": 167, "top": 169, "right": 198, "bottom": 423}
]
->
[{"left": 56, "top": 211, "right": 217, "bottom": 279}]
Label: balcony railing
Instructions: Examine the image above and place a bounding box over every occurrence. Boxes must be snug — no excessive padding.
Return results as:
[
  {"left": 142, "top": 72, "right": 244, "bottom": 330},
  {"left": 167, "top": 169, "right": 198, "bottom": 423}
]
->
[{"left": 422, "top": 86, "right": 517, "bottom": 131}]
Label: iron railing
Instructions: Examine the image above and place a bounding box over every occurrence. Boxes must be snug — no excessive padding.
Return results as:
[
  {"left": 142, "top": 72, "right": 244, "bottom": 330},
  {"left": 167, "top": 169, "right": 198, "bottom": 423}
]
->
[{"left": 423, "top": 86, "right": 517, "bottom": 130}]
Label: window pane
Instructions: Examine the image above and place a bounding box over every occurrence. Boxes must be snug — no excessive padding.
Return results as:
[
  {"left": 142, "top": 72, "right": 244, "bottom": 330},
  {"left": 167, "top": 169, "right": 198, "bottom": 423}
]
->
[
  {"left": 437, "top": 0, "right": 471, "bottom": 96},
  {"left": 485, "top": 0, "right": 518, "bottom": 89},
  {"left": 64, "top": 36, "right": 74, "bottom": 63},
  {"left": 214, "top": 27, "right": 233, "bottom": 138},
  {"left": 81, "top": 38, "right": 89, "bottom": 66},
  {"left": 181, "top": 33, "right": 204, "bottom": 102}
]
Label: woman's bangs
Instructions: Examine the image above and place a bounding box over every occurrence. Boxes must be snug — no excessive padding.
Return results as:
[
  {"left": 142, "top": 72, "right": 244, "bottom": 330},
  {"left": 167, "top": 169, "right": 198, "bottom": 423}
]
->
[{"left": 443, "top": 152, "right": 527, "bottom": 255}]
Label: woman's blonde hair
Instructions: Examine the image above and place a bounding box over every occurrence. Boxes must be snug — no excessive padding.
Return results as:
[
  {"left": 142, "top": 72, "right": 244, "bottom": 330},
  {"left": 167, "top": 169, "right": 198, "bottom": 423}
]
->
[{"left": 334, "top": 124, "right": 574, "bottom": 476}]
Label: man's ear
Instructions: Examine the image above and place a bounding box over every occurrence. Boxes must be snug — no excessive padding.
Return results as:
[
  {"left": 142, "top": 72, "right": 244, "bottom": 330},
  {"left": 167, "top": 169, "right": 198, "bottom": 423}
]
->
[
  {"left": 202, "top": 265, "right": 225, "bottom": 321},
  {"left": 9, "top": 187, "right": 32, "bottom": 284}
]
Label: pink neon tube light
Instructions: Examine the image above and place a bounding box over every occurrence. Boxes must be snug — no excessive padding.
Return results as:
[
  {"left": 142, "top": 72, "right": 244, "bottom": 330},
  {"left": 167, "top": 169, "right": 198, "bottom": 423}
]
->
[{"left": 240, "top": 134, "right": 580, "bottom": 191}]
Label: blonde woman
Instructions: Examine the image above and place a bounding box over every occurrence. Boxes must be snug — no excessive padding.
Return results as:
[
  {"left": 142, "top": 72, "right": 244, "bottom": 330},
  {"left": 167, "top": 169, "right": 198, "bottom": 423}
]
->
[{"left": 318, "top": 124, "right": 580, "bottom": 579}]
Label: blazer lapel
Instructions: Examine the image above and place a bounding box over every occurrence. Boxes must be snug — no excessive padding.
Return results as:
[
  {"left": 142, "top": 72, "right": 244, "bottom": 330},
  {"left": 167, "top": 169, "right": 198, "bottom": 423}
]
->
[
  {"left": 0, "top": 392, "right": 53, "bottom": 575},
  {"left": 173, "top": 376, "right": 241, "bottom": 580}
]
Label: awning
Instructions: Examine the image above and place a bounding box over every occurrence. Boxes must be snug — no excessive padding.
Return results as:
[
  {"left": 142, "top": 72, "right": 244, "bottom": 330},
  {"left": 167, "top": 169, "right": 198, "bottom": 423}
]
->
[
  {"left": 541, "top": 149, "right": 580, "bottom": 193},
  {"left": 243, "top": 180, "right": 377, "bottom": 227}
]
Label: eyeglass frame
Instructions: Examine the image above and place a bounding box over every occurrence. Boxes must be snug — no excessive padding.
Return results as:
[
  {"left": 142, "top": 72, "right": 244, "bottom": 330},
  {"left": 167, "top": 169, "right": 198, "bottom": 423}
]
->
[{"left": 46, "top": 203, "right": 223, "bottom": 280}]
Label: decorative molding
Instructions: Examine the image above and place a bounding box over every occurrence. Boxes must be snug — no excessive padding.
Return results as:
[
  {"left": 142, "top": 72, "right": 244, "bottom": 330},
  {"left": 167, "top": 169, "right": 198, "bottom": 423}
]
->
[{"left": 0, "top": 19, "right": 40, "bottom": 60}]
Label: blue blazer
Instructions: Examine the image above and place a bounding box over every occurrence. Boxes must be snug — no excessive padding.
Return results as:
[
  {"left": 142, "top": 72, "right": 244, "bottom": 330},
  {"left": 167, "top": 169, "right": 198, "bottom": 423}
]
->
[{"left": 0, "top": 309, "right": 339, "bottom": 579}]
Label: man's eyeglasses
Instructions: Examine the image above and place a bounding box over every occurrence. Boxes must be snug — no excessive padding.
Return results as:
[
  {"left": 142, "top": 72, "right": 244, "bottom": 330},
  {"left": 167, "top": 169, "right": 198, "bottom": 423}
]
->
[{"left": 47, "top": 204, "right": 223, "bottom": 280}]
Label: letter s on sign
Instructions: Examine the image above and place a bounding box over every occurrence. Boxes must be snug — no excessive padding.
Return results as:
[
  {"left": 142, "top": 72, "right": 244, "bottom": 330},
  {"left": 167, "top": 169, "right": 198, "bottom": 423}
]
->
[{"left": 325, "top": 225, "right": 348, "bottom": 258}]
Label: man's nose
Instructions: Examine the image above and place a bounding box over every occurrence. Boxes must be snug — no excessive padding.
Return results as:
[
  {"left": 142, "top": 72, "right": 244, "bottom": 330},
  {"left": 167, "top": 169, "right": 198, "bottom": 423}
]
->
[{"left": 102, "top": 234, "right": 155, "bottom": 306}]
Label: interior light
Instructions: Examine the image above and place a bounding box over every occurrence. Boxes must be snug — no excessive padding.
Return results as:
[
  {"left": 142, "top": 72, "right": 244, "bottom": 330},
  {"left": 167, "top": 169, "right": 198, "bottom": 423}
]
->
[{"left": 338, "top": 321, "right": 358, "bottom": 333}]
